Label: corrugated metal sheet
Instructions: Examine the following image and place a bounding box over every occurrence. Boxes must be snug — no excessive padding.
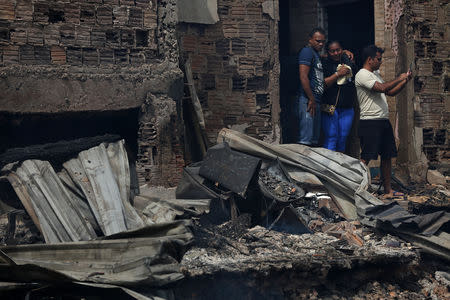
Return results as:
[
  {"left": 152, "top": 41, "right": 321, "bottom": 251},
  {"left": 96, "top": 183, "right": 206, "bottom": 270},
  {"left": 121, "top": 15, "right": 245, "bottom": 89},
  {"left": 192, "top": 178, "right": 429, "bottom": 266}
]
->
[
  {"left": 0, "top": 221, "right": 193, "bottom": 290},
  {"left": 7, "top": 160, "right": 97, "bottom": 243},
  {"left": 5, "top": 140, "right": 144, "bottom": 243}
]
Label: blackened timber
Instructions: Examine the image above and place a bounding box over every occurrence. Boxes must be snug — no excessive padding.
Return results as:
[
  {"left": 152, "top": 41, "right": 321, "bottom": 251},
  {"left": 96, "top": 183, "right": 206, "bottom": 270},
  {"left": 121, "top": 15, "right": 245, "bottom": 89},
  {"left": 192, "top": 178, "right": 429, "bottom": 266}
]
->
[{"left": 0, "top": 134, "right": 121, "bottom": 169}]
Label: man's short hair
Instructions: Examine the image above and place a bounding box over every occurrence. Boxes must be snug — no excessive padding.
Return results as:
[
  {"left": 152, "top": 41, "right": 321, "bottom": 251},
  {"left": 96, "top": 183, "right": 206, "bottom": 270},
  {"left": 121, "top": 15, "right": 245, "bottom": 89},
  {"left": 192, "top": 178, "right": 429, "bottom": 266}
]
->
[
  {"left": 361, "top": 45, "right": 384, "bottom": 64},
  {"left": 308, "top": 27, "right": 326, "bottom": 38}
]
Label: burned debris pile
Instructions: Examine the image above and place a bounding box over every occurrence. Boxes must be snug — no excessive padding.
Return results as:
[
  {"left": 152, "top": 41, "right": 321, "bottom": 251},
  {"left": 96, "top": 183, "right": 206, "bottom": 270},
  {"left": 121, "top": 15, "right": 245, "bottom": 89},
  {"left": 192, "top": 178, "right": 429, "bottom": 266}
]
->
[
  {"left": 0, "top": 139, "right": 193, "bottom": 299},
  {"left": 175, "top": 142, "right": 348, "bottom": 238},
  {"left": 0, "top": 129, "right": 449, "bottom": 299},
  {"left": 175, "top": 129, "right": 449, "bottom": 256}
]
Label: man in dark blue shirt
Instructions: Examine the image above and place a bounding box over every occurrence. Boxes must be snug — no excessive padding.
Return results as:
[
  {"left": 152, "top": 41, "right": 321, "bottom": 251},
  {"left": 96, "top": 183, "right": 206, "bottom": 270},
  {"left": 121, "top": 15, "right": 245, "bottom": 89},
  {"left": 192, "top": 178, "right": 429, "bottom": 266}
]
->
[{"left": 297, "top": 28, "right": 326, "bottom": 145}]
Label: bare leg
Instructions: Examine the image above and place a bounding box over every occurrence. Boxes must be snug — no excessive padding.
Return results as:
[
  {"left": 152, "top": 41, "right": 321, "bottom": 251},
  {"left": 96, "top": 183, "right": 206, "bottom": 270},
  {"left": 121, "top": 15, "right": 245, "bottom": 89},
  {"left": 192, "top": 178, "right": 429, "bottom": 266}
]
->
[{"left": 381, "top": 157, "right": 392, "bottom": 195}]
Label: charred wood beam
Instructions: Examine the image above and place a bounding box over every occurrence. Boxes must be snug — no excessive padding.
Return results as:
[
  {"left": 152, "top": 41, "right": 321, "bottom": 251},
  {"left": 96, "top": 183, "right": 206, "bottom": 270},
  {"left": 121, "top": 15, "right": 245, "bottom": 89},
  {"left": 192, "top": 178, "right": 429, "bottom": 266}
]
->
[{"left": 0, "top": 134, "right": 121, "bottom": 170}]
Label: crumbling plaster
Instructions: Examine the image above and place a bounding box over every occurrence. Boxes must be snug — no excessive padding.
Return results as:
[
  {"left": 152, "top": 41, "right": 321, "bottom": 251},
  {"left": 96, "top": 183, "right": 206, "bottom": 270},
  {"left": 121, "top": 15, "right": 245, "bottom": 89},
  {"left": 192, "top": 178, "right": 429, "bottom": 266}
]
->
[
  {"left": 177, "top": 0, "right": 219, "bottom": 25},
  {"left": 0, "top": 62, "right": 182, "bottom": 113}
]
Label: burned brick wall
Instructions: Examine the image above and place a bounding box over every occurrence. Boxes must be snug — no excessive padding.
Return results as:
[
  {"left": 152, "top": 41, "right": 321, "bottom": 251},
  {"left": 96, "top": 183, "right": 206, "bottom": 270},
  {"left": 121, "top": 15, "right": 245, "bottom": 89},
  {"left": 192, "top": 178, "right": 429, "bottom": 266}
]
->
[
  {"left": 0, "top": 0, "right": 185, "bottom": 186},
  {"left": 406, "top": 0, "right": 449, "bottom": 164},
  {"left": 0, "top": 0, "right": 159, "bottom": 78},
  {"left": 177, "top": 0, "right": 280, "bottom": 144}
]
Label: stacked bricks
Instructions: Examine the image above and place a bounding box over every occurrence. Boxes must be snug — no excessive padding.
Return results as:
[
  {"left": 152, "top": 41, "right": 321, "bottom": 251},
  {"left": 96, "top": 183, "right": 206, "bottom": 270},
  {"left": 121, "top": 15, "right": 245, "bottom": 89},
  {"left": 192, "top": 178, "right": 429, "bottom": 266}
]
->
[
  {"left": 0, "top": 0, "right": 158, "bottom": 66},
  {"left": 406, "top": 0, "right": 449, "bottom": 162},
  {"left": 137, "top": 95, "right": 185, "bottom": 187},
  {"left": 178, "top": 0, "right": 279, "bottom": 143}
]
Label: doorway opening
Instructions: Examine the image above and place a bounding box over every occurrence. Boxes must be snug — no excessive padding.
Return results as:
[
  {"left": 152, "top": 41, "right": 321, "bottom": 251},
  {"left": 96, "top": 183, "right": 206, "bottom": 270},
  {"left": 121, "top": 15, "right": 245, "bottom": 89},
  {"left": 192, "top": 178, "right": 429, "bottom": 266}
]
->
[
  {"left": 324, "top": 0, "right": 374, "bottom": 68},
  {"left": 279, "top": 0, "right": 374, "bottom": 146}
]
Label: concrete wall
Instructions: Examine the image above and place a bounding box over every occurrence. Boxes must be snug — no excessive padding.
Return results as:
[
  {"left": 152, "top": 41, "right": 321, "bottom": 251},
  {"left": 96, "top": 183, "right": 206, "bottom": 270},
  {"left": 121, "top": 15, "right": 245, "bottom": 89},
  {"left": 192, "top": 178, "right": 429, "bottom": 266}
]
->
[{"left": 177, "top": 0, "right": 280, "bottom": 145}]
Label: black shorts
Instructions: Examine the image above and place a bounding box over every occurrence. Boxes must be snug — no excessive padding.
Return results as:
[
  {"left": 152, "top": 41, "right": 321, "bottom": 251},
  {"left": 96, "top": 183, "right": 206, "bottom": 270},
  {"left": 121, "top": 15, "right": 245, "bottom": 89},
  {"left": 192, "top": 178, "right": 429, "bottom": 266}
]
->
[{"left": 359, "top": 119, "right": 397, "bottom": 161}]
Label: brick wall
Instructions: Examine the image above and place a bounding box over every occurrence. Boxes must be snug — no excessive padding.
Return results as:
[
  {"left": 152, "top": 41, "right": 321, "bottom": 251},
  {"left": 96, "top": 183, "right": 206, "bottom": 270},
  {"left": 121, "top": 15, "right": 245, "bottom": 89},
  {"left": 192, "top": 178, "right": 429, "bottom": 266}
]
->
[
  {"left": 0, "top": 0, "right": 159, "bottom": 66},
  {"left": 137, "top": 92, "right": 185, "bottom": 187},
  {"left": 0, "top": 0, "right": 185, "bottom": 187},
  {"left": 178, "top": 0, "right": 280, "bottom": 145},
  {"left": 406, "top": 0, "right": 449, "bottom": 163}
]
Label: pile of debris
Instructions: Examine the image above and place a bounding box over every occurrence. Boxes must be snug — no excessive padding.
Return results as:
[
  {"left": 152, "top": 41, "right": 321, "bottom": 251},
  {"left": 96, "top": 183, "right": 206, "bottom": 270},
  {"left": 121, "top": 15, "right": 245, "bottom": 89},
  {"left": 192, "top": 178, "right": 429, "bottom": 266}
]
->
[
  {"left": 174, "top": 129, "right": 449, "bottom": 255},
  {"left": 0, "top": 129, "right": 448, "bottom": 299},
  {"left": 0, "top": 139, "right": 195, "bottom": 299},
  {"left": 174, "top": 142, "right": 362, "bottom": 244}
]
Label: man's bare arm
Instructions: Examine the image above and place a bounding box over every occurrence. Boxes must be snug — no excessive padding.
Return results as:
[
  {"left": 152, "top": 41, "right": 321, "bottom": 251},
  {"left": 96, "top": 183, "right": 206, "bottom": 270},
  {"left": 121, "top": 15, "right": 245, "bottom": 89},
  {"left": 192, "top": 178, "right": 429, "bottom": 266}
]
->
[
  {"left": 299, "top": 64, "right": 316, "bottom": 116},
  {"left": 386, "top": 78, "right": 408, "bottom": 96},
  {"left": 372, "top": 73, "right": 409, "bottom": 93}
]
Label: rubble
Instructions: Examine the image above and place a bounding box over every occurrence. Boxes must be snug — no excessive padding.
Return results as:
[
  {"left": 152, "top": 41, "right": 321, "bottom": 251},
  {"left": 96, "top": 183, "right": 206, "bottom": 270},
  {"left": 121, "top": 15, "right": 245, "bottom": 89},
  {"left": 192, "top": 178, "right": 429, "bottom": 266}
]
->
[
  {"left": 0, "top": 0, "right": 447, "bottom": 297},
  {"left": 0, "top": 129, "right": 448, "bottom": 299},
  {"left": 427, "top": 169, "right": 447, "bottom": 186},
  {"left": 177, "top": 219, "right": 445, "bottom": 299},
  {"left": 182, "top": 222, "right": 417, "bottom": 277}
]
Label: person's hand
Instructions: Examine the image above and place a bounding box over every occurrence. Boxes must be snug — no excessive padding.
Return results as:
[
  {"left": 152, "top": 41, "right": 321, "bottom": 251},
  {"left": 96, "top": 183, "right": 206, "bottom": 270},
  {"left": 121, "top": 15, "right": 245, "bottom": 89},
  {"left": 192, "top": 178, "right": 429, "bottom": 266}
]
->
[
  {"left": 307, "top": 99, "right": 316, "bottom": 116},
  {"left": 343, "top": 50, "right": 354, "bottom": 61},
  {"left": 406, "top": 70, "right": 412, "bottom": 80},
  {"left": 399, "top": 72, "right": 409, "bottom": 81},
  {"left": 336, "top": 65, "right": 350, "bottom": 77}
]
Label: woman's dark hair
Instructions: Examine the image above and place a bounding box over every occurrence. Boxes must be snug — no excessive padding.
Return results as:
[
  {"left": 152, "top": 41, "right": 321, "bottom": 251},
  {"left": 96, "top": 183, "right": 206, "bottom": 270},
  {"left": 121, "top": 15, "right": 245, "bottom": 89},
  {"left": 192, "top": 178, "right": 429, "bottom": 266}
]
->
[
  {"left": 308, "top": 27, "right": 326, "bottom": 38},
  {"left": 325, "top": 40, "right": 342, "bottom": 52},
  {"left": 361, "top": 45, "right": 384, "bottom": 64}
]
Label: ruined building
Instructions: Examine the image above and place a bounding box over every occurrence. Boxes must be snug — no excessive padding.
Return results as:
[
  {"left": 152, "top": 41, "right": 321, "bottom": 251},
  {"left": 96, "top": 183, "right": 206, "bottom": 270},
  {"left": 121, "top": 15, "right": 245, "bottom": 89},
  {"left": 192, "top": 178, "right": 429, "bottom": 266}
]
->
[{"left": 0, "top": 0, "right": 448, "bottom": 186}]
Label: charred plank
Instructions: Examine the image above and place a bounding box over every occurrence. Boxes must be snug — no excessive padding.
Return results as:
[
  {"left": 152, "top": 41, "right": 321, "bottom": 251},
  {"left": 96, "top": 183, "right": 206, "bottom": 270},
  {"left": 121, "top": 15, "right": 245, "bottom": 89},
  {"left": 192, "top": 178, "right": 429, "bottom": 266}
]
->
[{"left": 0, "top": 134, "right": 121, "bottom": 169}]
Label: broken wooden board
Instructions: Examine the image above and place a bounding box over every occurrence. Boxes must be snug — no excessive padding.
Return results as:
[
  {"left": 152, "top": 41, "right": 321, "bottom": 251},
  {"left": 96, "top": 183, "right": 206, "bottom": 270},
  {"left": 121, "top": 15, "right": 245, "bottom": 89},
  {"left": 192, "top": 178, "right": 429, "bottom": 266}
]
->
[
  {"left": 0, "top": 134, "right": 121, "bottom": 170},
  {"left": 407, "top": 195, "right": 429, "bottom": 204}
]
